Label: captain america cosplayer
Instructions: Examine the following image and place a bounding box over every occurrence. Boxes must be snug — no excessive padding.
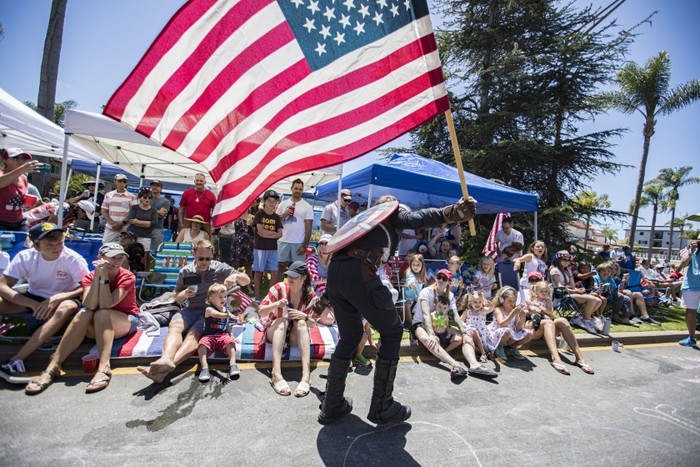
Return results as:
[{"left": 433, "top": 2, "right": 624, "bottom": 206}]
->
[{"left": 313, "top": 195, "right": 477, "bottom": 425}]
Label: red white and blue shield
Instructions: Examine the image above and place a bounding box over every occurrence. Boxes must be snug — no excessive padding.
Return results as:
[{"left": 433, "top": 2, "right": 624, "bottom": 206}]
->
[{"left": 324, "top": 201, "right": 399, "bottom": 254}]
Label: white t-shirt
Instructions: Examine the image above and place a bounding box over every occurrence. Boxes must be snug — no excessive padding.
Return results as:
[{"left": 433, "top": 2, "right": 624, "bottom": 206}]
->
[
  {"left": 276, "top": 198, "right": 313, "bottom": 244},
  {"left": 0, "top": 251, "right": 10, "bottom": 276},
  {"left": 398, "top": 229, "right": 416, "bottom": 256},
  {"left": 495, "top": 228, "right": 524, "bottom": 257},
  {"left": 549, "top": 267, "right": 572, "bottom": 288},
  {"left": 474, "top": 270, "right": 497, "bottom": 299},
  {"left": 5, "top": 247, "right": 89, "bottom": 298},
  {"left": 415, "top": 286, "right": 457, "bottom": 325},
  {"left": 321, "top": 201, "right": 349, "bottom": 235}
]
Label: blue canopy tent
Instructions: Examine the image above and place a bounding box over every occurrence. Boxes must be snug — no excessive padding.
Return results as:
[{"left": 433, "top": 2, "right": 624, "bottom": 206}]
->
[{"left": 314, "top": 153, "right": 538, "bottom": 214}]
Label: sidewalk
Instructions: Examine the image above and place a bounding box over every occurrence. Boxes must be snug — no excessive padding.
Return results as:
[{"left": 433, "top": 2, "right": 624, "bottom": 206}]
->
[{"left": 1, "top": 329, "right": 690, "bottom": 374}]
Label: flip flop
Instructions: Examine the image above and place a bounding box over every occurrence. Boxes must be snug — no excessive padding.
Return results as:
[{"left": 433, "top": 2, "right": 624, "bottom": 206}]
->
[
  {"left": 85, "top": 369, "right": 112, "bottom": 393},
  {"left": 550, "top": 361, "right": 570, "bottom": 375},
  {"left": 294, "top": 381, "right": 311, "bottom": 397},
  {"left": 577, "top": 361, "right": 595, "bottom": 375},
  {"left": 270, "top": 378, "right": 291, "bottom": 396},
  {"left": 25, "top": 368, "right": 61, "bottom": 395}
]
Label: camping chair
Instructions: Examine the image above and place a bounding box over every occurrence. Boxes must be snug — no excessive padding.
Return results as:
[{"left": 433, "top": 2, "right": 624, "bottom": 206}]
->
[
  {"left": 551, "top": 287, "right": 583, "bottom": 320},
  {"left": 496, "top": 260, "right": 520, "bottom": 291},
  {"left": 138, "top": 249, "right": 193, "bottom": 302},
  {"left": 625, "top": 270, "right": 670, "bottom": 321}
]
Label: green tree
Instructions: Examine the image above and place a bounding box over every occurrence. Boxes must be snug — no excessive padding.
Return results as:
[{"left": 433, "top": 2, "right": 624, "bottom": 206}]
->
[
  {"left": 52, "top": 172, "right": 89, "bottom": 199},
  {"left": 570, "top": 191, "right": 614, "bottom": 252},
  {"left": 24, "top": 99, "right": 77, "bottom": 128},
  {"left": 652, "top": 166, "right": 700, "bottom": 261},
  {"left": 601, "top": 226, "right": 618, "bottom": 244},
  {"left": 598, "top": 52, "right": 700, "bottom": 250},
  {"left": 412, "top": 0, "right": 635, "bottom": 248},
  {"left": 668, "top": 214, "right": 693, "bottom": 252},
  {"left": 636, "top": 181, "right": 667, "bottom": 259}
]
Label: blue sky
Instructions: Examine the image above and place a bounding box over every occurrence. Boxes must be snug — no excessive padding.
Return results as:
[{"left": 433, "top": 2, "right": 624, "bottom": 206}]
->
[{"left": 1, "top": 0, "right": 698, "bottom": 239}]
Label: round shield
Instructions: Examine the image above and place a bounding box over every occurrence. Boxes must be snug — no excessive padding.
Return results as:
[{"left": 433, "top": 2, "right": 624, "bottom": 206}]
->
[{"left": 324, "top": 201, "right": 399, "bottom": 254}]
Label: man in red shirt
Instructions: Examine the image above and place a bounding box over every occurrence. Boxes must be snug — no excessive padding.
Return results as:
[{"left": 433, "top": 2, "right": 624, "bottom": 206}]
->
[{"left": 178, "top": 173, "right": 216, "bottom": 233}]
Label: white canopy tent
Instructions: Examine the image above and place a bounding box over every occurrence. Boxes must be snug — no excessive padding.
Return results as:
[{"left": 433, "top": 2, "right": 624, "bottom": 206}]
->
[{"left": 62, "top": 109, "right": 343, "bottom": 226}]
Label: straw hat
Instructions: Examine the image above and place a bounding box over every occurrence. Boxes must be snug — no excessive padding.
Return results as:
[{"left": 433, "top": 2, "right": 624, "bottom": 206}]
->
[{"left": 185, "top": 215, "right": 207, "bottom": 225}]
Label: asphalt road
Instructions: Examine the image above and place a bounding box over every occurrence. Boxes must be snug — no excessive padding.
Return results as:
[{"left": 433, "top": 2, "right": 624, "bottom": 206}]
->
[{"left": 1, "top": 343, "right": 699, "bottom": 466}]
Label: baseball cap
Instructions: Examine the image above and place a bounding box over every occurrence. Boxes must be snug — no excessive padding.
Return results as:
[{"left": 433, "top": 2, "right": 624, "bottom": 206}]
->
[
  {"left": 29, "top": 222, "right": 63, "bottom": 242},
  {"left": 527, "top": 271, "right": 544, "bottom": 281},
  {"left": 119, "top": 231, "right": 137, "bottom": 241},
  {"left": 150, "top": 179, "right": 163, "bottom": 187},
  {"left": 1, "top": 148, "right": 32, "bottom": 160},
  {"left": 341, "top": 189, "right": 352, "bottom": 201},
  {"left": 318, "top": 234, "right": 332, "bottom": 244},
  {"left": 284, "top": 261, "right": 308, "bottom": 278},
  {"left": 263, "top": 189, "right": 280, "bottom": 200},
  {"left": 99, "top": 243, "right": 129, "bottom": 258},
  {"left": 114, "top": 174, "right": 128, "bottom": 181},
  {"left": 436, "top": 269, "right": 452, "bottom": 281}
]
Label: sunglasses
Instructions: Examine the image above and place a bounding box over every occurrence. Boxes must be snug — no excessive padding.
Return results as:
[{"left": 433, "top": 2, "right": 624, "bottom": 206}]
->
[
  {"left": 437, "top": 275, "right": 449, "bottom": 282},
  {"left": 196, "top": 256, "right": 213, "bottom": 262},
  {"left": 115, "top": 180, "right": 128, "bottom": 183}
]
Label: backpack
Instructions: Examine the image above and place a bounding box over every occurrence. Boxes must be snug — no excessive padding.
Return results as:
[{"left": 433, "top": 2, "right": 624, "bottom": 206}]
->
[{"left": 139, "top": 292, "right": 183, "bottom": 327}]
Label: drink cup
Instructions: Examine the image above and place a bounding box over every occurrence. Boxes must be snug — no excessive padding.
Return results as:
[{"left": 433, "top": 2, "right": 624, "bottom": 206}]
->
[
  {"left": 602, "top": 317, "right": 612, "bottom": 336},
  {"left": 81, "top": 354, "right": 99, "bottom": 373},
  {"left": 188, "top": 285, "right": 198, "bottom": 294},
  {"left": 23, "top": 194, "right": 38, "bottom": 207},
  {"left": 612, "top": 340, "right": 621, "bottom": 352}
]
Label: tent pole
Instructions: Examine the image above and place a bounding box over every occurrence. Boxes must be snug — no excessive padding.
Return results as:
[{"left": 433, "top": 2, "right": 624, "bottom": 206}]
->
[
  {"left": 534, "top": 211, "right": 538, "bottom": 241},
  {"left": 336, "top": 169, "right": 342, "bottom": 232},
  {"left": 57, "top": 133, "right": 71, "bottom": 226},
  {"left": 367, "top": 184, "right": 373, "bottom": 208},
  {"left": 139, "top": 164, "right": 146, "bottom": 189},
  {"left": 445, "top": 109, "right": 476, "bottom": 236},
  {"left": 90, "top": 162, "right": 102, "bottom": 231}
]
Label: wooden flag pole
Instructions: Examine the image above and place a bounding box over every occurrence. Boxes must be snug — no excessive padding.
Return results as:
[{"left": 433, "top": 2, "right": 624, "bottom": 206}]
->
[{"left": 445, "top": 108, "right": 477, "bottom": 236}]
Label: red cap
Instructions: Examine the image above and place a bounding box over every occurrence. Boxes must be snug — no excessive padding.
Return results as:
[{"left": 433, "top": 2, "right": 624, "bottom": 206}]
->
[{"left": 436, "top": 269, "right": 452, "bottom": 281}]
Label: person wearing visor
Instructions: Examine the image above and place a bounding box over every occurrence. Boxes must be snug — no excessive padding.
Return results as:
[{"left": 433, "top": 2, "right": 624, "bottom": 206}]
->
[
  {"left": 24, "top": 243, "right": 139, "bottom": 394},
  {"left": 0, "top": 148, "right": 43, "bottom": 232},
  {"left": 316, "top": 194, "right": 477, "bottom": 425}
]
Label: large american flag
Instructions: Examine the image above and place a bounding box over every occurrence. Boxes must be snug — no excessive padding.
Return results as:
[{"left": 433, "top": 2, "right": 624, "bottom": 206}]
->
[
  {"left": 104, "top": 0, "right": 448, "bottom": 226},
  {"left": 483, "top": 212, "right": 508, "bottom": 260}
]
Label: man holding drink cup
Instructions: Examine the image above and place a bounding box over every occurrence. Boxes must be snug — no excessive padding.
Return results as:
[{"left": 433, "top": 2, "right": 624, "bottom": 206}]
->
[{"left": 137, "top": 239, "right": 250, "bottom": 383}]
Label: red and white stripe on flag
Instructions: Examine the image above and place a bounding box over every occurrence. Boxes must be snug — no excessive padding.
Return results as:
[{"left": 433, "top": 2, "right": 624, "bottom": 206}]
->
[
  {"left": 104, "top": 0, "right": 449, "bottom": 226},
  {"left": 483, "top": 213, "right": 508, "bottom": 260}
]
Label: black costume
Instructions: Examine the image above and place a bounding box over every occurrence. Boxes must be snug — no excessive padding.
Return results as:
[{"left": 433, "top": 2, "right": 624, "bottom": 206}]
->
[{"left": 318, "top": 198, "right": 475, "bottom": 425}]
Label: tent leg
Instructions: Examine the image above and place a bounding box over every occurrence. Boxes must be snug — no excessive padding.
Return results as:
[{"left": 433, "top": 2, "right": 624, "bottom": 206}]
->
[
  {"left": 90, "top": 162, "right": 102, "bottom": 231},
  {"left": 367, "top": 184, "right": 373, "bottom": 208},
  {"left": 57, "top": 133, "right": 71, "bottom": 226},
  {"left": 534, "top": 211, "right": 538, "bottom": 241}
]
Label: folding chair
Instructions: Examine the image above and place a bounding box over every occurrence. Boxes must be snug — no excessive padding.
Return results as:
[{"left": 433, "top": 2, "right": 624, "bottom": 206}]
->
[
  {"left": 496, "top": 260, "right": 520, "bottom": 291},
  {"left": 138, "top": 249, "right": 193, "bottom": 302},
  {"left": 551, "top": 287, "right": 583, "bottom": 320},
  {"left": 626, "top": 270, "right": 670, "bottom": 321}
]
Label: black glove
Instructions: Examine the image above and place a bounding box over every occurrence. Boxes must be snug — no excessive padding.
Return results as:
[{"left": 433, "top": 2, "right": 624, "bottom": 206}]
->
[
  {"left": 312, "top": 293, "right": 331, "bottom": 317},
  {"left": 442, "top": 197, "right": 476, "bottom": 224}
]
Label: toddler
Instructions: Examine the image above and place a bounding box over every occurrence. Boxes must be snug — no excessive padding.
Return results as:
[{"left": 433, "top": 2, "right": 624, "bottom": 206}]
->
[
  {"left": 198, "top": 284, "right": 240, "bottom": 382},
  {"left": 430, "top": 295, "right": 455, "bottom": 349},
  {"left": 461, "top": 291, "right": 508, "bottom": 361}
]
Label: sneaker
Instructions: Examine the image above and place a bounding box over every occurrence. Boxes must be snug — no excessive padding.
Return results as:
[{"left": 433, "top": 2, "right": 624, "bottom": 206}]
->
[
  {"left": 640, "top": 317, "right": 660, "bottom": 326},
  {"left": 678, "top": 337, "right": 697, "bottom": 347},
  {"left": 198, "top": 367, "right": 211, "bottom": 382},
  {"left": 592, "top": 316, "right": 604, "bottom": 333},
  {"left": 494, "top": 347, "right": 507, "bottom": 361},
  {"left": 571, "top": 315, "right": 586, "bottom": 330},
  {"left": 630, "top": 316, "right": 643, "bottom": 324},
  {"left": 582, "top": 319, "right": 598, "bottom": 334},
  {"left": 0, "top": 359, "right": 29, "bottom": 385},
  {"left": 229, "top": 364, "right": 241, "bottom": 378},
  {"left": 506, "top": 347, "right": 526, "bottom": 361},
  {"left": 468, "top": 364, "right": 498, "bottom": 378}
]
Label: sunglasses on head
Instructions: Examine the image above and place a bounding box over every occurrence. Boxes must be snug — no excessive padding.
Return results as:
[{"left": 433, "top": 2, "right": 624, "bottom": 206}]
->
[{"left": 196, "top": 256, "right": 213, "bottom": 262}]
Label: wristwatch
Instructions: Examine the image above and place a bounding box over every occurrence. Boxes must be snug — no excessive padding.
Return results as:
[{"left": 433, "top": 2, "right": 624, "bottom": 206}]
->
[{"left": 99, "top": 279, "right": 110, "bottom": 285}]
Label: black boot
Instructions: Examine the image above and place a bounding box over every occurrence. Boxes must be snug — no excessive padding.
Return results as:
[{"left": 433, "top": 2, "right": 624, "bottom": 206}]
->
[
  {"left": 367, "top": 357, "right": 411, "bottom": 424},
  {"left": 318, "top": 356, "right": 353, "bottom": 425}
]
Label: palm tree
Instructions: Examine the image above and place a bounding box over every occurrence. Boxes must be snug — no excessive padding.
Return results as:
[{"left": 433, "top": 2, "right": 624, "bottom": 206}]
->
[
  {"left": 37, "top": 0, "right": 68, "bottom": 120},
  {"left": 599, "top": 51, "right": 700, "bottom": 249},
  {"left": 571, "top": 191, "right": 612, "bottom": 252},
  {"left": 653, "top": 167, "right": 700, "bottom": 261},
  {"left": 668, "top": 214, "right": 692, "bottom": 252},
  {"left": 636, "top": 182, "right": 666, "bottom": 259},
  {"left": 601, "top": 227, "right": 618, "bottom": 245}
]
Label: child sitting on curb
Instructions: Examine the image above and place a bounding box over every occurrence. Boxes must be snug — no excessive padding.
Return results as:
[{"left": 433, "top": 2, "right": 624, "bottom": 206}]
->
[{"left": 198, "top": 283, "right": 240, "bottom": 382}]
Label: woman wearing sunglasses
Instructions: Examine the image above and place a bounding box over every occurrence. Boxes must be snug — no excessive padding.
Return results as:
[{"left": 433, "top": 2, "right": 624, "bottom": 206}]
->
[
  {"left": 125, "top": 189, "right": 158, "bottom": 251},
  {"left": 550, "top": 251, "right": 603, "bottom": 334}
]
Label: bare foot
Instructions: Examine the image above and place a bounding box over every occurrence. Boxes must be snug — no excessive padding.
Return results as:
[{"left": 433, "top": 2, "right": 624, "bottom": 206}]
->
[{"left": 137, "top": 359, "right": 176, "bottom": 383}]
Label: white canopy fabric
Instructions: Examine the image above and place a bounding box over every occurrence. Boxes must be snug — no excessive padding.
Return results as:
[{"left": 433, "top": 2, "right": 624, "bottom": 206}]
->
[
  {"left": 63, "top": 109, "right": 343, "bottom": 224},
  {"left": 0, "top": 87, "right": 99, "bottom": 162}
]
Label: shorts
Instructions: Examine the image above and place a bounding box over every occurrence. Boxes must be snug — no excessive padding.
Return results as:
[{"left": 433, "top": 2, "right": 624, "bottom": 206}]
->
[
  {"left": 435, "top": 330, "right": 453, "bottom": 348},
  {"left": 171, "top": 307, "right": 205, "bottom": 334},
  {"left": 18, "top": 292, "right": 82, "bottom": 327},
  {"left": 277, "top": 242, "right": 305, "bottom": 263},
  {"left": 198, "top": 333, "right": 235, "bottom": 354},
  {"left": 253, "top": 249, "right": 278, "bottom": 272},
  {"left": 681, "top": 290, "right": 700, "bottom": 311},
  {"left": 218, "top": 236, "right": 233, "bottom": 264}
]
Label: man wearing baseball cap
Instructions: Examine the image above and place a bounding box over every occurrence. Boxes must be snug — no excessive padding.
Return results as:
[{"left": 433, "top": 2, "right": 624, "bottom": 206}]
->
[
  {"left": 0, "top": 148, "right": 43, "bottom": 231},
  {"left": 320, "top": 188, "right": 352, "bottom": 235},
  {"left": 252, "top": 190, "right": 283, "bottom": 300},
  {"left": 148, "top": 179, "right": 170, "bottom": 252},
  {"left": 101, "top": 174, "right": 137, "bottom": 243},
  {"left": 0, "top": 223, "right": 89, "bottom": 384}
]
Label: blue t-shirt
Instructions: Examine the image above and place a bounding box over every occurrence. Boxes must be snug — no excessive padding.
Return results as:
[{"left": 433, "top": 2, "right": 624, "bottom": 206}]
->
[
  {"left": 682, "top": 250, "right": 700, "bottom": 291},
  {"left": 619, "top": 252, "right": 635, "bottom": 271},
  {"left": 593, "top": 275, "right": 618, "bottom": 296}
]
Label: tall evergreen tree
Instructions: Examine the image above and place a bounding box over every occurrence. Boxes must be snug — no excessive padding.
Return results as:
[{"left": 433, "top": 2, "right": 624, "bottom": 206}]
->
[{"left": 411, "top": 0, "right": 640, "bottom": 249}]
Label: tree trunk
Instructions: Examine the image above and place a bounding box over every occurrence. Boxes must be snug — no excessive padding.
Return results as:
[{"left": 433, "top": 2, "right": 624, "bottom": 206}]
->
[
  {"left": 35, "top": 0, "right": 68, "bottom": 195},
  {"left": 648, "top": 204, "right": 658, "bottom": 261},
  {"left": 628, "top": 117, "right": 654, "bottom": 249},
  {"left": 583, "top": 215, "right": 590, "bottom": 252},
  {"left": 666, "top": 206, "right": 676, "bottom": 262}
]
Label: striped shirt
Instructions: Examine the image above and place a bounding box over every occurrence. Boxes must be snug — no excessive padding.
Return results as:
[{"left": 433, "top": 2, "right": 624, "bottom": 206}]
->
[{"left": 103, "top": 190, "right": 137, "bottom": 230}]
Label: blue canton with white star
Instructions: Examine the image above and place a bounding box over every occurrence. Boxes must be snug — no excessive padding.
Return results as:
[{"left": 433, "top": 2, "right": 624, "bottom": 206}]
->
[{"left": 277, "top": 0, "right": 429, "bottom": 71}]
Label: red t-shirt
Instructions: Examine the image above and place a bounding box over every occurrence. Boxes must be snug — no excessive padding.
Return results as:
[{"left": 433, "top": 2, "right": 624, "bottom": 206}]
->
[
  {"left": 179, "top": 188, "right": 216, "bottom": 223},
  {"left": 0, "top": 170, "right": 28, "bottom": 223},
  {"left": 81, "top": 268, "right": 138, "bottom": 315}
]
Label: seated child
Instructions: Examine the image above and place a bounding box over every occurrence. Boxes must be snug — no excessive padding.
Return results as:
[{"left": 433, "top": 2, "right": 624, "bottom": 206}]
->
[
  {"left": 473, "top": 256, "right": 498, "bottom": 299},
  {"left": 198, "top": 284, "right": 240, "bottom": 382},
  {"left": 430, "top": 295, "right": 454, "bottom": 348},
  {"left": 447, "top": 255, "right": 466, "bottom": 308},
  {"left": 461, "top": 290, "right": 506, "bottom": 362}
]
